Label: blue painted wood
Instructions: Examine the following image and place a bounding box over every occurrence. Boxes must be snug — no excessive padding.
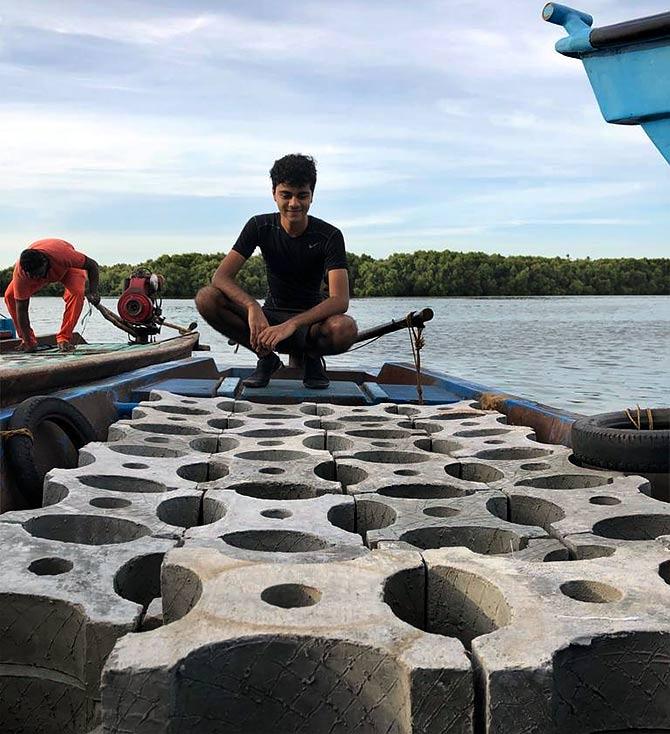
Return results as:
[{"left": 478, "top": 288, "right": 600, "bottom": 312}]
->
[
  {"left": 544, "top": 4, "right": 670, "bottom": 164},
  {"left": 361, "top": 382, "right": 391, "bottom": 404},
  {"left": 216, "top": 377, "right": 241, "bottom": 398},
  {"left": 379, "top": 384, "right": 462, "bottom": 405},
  {"left": 132, "top": 378, "right": 221, "bottom": 400},
  {"left": 241, "top": 379, "right": 367, "bottom": 405}
]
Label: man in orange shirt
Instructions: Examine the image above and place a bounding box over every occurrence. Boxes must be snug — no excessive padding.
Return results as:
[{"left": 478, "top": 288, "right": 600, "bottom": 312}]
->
[{"left": 4, "top": 239, "right": 100, "bottom": 352}]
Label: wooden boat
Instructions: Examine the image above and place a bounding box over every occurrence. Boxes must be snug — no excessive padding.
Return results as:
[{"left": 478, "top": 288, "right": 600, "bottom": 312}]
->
[
  {"left": 544, "top": 4, "right": 670, "bottom": 164},
  {"left": 0, "top": 332, "right": 200, "bottom": 408}
]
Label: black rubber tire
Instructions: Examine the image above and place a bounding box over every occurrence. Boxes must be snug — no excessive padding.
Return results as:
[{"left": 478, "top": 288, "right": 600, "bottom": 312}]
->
[
  {"left": 571, "top": 409, "right": 670, "bottom": 473},
  {"left": 6, "top": 396, "right": 97, "bottom": 506}
]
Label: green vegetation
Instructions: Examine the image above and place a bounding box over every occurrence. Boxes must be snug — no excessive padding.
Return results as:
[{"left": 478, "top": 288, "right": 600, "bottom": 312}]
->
[{"left": 1, "top": 250, "right": 668, "bottom": 298}]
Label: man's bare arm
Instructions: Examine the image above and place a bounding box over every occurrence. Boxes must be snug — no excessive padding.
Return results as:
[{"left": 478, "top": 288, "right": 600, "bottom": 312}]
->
[
  {"left": 15, "top": 299, "right": 33, "bottom": 344},
  {"left": 83, "top": 256, "right": 100, "bottom": 303},
  {"left": 211, "top": 251, "right": 259, "bottom": 310},
  {"left": 287, "top": 269, "right": 350, "bottom": 329}
]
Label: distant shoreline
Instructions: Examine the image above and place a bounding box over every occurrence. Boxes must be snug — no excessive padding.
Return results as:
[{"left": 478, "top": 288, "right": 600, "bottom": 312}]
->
[{"left": 2, "top": 250, "right": 668, "bottom": 298}]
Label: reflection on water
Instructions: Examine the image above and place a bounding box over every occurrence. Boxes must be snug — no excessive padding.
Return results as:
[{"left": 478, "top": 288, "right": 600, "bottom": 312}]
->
[{"left": 22, "top": 295, "right": 670, "bottom": 415}]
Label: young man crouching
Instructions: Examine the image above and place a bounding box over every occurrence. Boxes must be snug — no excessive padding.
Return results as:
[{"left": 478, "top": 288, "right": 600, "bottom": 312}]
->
[{"left": 196, "top": 154, "right": 357, "bottom": 389}]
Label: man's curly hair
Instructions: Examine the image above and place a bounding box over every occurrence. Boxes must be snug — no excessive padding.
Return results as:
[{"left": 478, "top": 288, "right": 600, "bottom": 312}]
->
[
  {"left": 270, "top": 154, "right": 317, "bottom": 192},
  {"left": 19, "top": 249, "right": 49, "bottom": 277}
]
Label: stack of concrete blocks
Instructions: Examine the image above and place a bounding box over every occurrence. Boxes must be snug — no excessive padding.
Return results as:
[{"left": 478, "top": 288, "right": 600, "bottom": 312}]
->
[{"left": 1, "top": 393, "right": 669, "bottom": 732}]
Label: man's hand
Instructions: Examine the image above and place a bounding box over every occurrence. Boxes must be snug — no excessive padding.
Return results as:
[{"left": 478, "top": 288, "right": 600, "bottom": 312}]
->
[
  {"left": 87, "top": 291, "right": 101, "bottom": 306},
  {"left": 257, "top": 321, "right": 297, "bottom": 352},
  {"left": 248, "top": 304, "right": 270, "bottom": 353}
]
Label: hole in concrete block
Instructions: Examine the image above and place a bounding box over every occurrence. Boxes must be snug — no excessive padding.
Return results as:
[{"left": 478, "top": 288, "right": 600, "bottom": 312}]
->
[
  {"left": 167, "top": 416, "right": 188, "bottom": 422},
  {"left": 560, "top": 580, "right": 622, "bottom": 604},
  {"left": 228, "top": 401, "right": 252, "bottom": 412},
  {"left": 571, "top": 545, "right": 616, "bottom": 560},
  {"left": 507, "top": 496, "right": 565, "bottom": 531},
  {"left": 236, "top": 450, "right": 310, "bottom": 462},
  {"left": 177, "top": 462, "right": 228, "bottom": 482},
  {"left": 327, "top": 503, "right": 355, "bottom": 532},
  {"left": 453, "top": 428, "right": 512, "bottom": 438},
  {"left": 157, "top": 495, "right": 207, "bottom": 528},
  {"left": 400, "top": 526, "right": 525, "bottom": 555},
  {"left": 241, "top": 428, "right": 304, "bottom": 438},
  {"left": 485, "top": 496, "right": 508, "bottom": 519},
  {"left": 445, "top": 462, "right": 504, "bottom": 483},
  {"left": 660, "top": 561, "right": 670, "bottom": 585},
  {"left": 519, "top": 462, "right": 551, "bottom": 471},
  {"left": 24, "top": 515, "right": 151, "bottom": 545},
  {"left": 303, "top": 435, "right": 353, "bottom": 452},
  {"left": 383, "top": 568, "right": 426, "bottom": 630},
  {"left": 122, "top": 462, "right": 149, "bottom": 469},
  {"left": 222, "top": 530, "right": 328, "bottom": 552},
  {"left": 427, "top": 567, "right": 511, "bottom": 649},
  {"left": 299, "top": 404, "right": 335, "bottom": 415},
  {"left": 261, "top": 509, "right": 292, "bottom": 519},
  {"left": 516, "top": 474, "right": 612, "bottom": 490},
  {"left": 131, "top": 423, "right": 199, "bottom": 435},
  {"left": 260, "top": 467, "right": 285, "bottom": 475},
  {"left": 543, "top": 548, "right": 571, "bottom": 562},
  {"left": 496, "top": 417, "right": 508, "bottom": 424},
  {"left": 110, "top": 444, "right": 186, "bottom": 458},
  {"left": 145, "top": 436, "right": 170, "bottom": 443},
  {"left": 261, "top": 583, "right": 321, "bottom": 608},
  {"left": 377, "top": 484, "right": 467, "bottom": 499},
  {"left": 172, "top": 639, "right": 408, "bottom": 733},
  {"left": 553, "top": 632, "right": 670, "bottom": 733},
  {"left": 338, "top": 414, "right": 393, "bottom": 422},
  {"left": 153, "top": 405, "right": 210, "bottom": 416},
  {"left": 245, "top": 428, "right": 304, "bottom": 438},
  {"left": 350, "top": 450, "right": 432, "bottom": 464},
  {"left": 476, "top": 447, "right": 552, "bottom": 461},
  {"left": 217, "top": 437, "right": 241, "bottom": 453},
  {"left": 484, "top": 440, "right": 505, "bottom": 445},
  {"left": 115, "top": 553, "right": 164, "bottom": 607},
  {"left": 593, "top": 515, "right": 670, "bottom": 541},
  {"left": 79, "top": 475, "right": 165, "bottom": 493},
  {"left": 371, "top": 441, "right": 393, "bottom": 447},
  {"left": 427, "top": 412, "right": 484, "bottom": 421},
  {"left": 355, "top": 499, "right": 397, "bottom": 536},
  {"left": 258, "top": 440, "right": 284, "bottom": 446},
  {"left": 206, "top": 418, "right": 228, "bottom": 429},
  {"left": 338, "top": 464, "right": 368, "bottom": 486},
  {"left": 419, "top": 438, "right": 462, "bottom": 455},
  {"left": 232, "top": 482, "right": 318, "bottom": 500},
  {"left": 189, "top": 437, "right": 218, "bottom": 453},
  {"left": 423, "top": 506, "right": 460, "bottom": 518},
  {"left": 90, "top": 497, "right": 132, "bottom": 509},
  {"left": 28, "top": 557, "right": 73, "bottom": 576},
  {"left": 346, "top": 428, "right": 414, "bottom": 439},
  {"left": 395, "top": 469, "right": 420, "bottom": 476},
  {"left": 589, "top": 496, "right": 621, "bottom": 505},
  {"left": 247, "top": 412, "right": 303, "bottom": 421}
]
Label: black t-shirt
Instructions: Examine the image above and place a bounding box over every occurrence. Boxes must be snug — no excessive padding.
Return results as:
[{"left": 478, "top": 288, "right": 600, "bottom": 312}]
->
[{"left": 232, "top": 213, "right": 348, "bottom": 310}]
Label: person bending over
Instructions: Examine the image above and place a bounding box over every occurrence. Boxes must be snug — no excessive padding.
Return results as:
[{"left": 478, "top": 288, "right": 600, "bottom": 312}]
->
[
  {"left": 196, "top": 154, "right": 357, "bottom": 389},
  {"left": 4, "top": 238, "right": 100, "bottom": 353}
]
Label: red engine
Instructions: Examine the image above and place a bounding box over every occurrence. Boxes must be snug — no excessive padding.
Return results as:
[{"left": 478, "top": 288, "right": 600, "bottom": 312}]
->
[{"left": 117, "top": 270, "right": 164, "bottom": 338}]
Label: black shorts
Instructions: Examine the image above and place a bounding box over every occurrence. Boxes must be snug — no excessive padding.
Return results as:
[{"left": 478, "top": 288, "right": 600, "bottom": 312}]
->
[{"left": 262, "top": 306, "right": 311, "bottom": 354}]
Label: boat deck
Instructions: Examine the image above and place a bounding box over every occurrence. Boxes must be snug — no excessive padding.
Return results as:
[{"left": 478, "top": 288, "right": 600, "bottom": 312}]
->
[{"left": 0, "top": 385, "right": 669, "bottom": 732}]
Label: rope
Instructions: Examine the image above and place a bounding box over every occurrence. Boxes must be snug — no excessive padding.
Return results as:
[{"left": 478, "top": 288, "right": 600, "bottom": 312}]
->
[
  {"left": 79, "top": 301, "right": 93, "bottom": 340},
  {"left": 0, "top": 428, "right": 33, "bottom": 441},
  {"left": 345, "top": 333, "right": 386, "bottom": 352},
  {"left": 406, "top": 314, "right": 425, "bottom": 405}
]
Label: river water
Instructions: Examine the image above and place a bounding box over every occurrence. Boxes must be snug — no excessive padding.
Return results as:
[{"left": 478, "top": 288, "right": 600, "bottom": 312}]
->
[{"left": 12, "top": 296, "right": 669, "bottom": 415}]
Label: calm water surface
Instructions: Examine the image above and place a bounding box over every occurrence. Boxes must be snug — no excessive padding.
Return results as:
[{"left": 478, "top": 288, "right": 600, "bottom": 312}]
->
[{"left": 17, "top": 296, "right": 669, "bottom": 415}]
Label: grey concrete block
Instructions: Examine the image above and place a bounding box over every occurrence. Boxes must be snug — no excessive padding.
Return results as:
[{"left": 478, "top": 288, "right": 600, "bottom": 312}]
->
[
  {"left": 356, "top": 490, "right": 548, "bottom": 554},
  {"left": 183, "top": 491, "right": 366, "bottom": 563},
  {"left": 101, "top": 547, "right": 474, "bottom": 733},
  {"left": 0, "top": 522, "right": 175, "bottom": 733},
  {"left": 424, "top": 544, "right": 670, "bottom": 733}
]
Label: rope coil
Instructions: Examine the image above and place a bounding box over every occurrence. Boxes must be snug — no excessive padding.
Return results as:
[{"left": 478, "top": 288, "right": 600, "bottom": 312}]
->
[{"left": 0, "top": 428, "right": 34, "bottom": 441}]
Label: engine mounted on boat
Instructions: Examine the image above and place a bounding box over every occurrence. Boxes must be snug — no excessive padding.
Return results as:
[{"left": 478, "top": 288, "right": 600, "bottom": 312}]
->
[{"left": 117, "top": 269, "right": 165, "bottom": 338}]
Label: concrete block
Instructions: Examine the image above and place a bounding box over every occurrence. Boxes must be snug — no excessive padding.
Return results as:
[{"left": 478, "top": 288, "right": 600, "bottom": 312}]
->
[{"left": 101, "top": 547, "right": 474, "bottom": 733}]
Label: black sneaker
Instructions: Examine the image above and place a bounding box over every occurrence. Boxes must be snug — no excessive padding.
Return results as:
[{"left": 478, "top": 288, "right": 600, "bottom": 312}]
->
[
  {"left": 243, "top": 353, "right": 283, "bottom": 388},
  {"left": 303, "top": 355, "right": 329, "bottom": 389}
]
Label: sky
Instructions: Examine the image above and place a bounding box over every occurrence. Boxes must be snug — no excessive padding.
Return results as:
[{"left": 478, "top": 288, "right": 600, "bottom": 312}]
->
[{"left": 0, "top": 0, "right": 668, "bottom": 267}]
